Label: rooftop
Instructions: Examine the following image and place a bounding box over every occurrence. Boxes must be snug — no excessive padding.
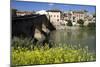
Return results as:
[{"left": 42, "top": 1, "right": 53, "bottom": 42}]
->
[{"left": 46, "top": 9, "right": 62, "bottom": 13}]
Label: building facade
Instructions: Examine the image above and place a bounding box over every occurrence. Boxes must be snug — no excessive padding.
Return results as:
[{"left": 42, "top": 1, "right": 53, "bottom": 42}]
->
[
  {"left": 47, "top": 10, "right": 62, "bottom": 28},
  {"left": 63, "top": 10, "right": 87, "bottom": 26},
  {"left": 16, "top": 11, "right": 33, "bottom": 16}
]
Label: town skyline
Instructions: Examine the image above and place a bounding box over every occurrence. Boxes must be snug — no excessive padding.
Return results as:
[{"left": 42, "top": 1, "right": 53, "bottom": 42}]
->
[{"left": 11, "top": 0, "right": 96, "bottom": 14}]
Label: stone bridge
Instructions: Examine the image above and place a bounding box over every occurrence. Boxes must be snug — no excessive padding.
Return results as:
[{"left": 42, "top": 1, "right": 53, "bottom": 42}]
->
[{"left": 12, "top": 14, "right": 56, "bottom": 45}]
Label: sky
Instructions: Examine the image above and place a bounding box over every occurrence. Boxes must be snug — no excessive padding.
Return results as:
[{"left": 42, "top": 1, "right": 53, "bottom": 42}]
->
[{"left": 11, "top": 0, "right": 96, "bottom": 14}]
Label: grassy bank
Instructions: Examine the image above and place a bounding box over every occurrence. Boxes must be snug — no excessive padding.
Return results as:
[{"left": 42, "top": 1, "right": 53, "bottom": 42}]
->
[{"left": 11, "top": 44, "right": 96, "bottom": 66}]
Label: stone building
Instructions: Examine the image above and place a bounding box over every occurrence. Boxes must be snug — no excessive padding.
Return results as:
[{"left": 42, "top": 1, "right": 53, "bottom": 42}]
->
[
  {"left": 84, "top": 13, "right": 96, "bottom": 26},
  {"left": 63, "top": 10, "right": 87, "bottom": 26},
  {"left": 16, "top": 11, "right": 33, "bottom": 16},
  {"left": 47, "top": 9, "right": 62, "bottom": 28}
]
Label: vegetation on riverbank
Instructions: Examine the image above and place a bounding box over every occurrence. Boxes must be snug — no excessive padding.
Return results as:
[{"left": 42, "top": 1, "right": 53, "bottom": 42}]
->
[
  {"left": 11, "top": 45, "right": 95, "bottom": 66},
  {"left": 11, "top": 38, "right": 96, "bottom": 66}
]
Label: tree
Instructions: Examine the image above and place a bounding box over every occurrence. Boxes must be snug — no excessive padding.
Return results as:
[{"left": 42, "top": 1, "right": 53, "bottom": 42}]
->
[
  {"left": 87, "top": 23, "right": 96, "bottom": 27},
  {"left": 93, "top": 13, "right": 96, "bottom": 17},
  {"left": 77, "top": 19, "right": 84, "bottom": 26},
  {"left": 32, "top": 10, "right": 36, "bottom": 14},
  {"left": 12, "top": 9, "right": 17, "bottom": 17},
  {"left": 67, "top": 20, "right": 73, "bottom": 26}
]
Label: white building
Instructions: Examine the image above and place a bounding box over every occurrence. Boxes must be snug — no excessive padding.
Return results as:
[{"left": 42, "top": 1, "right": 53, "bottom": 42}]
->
[
  {"left": 36, "top": 10, "right": 48, "bottom": 15},
  {"left": 35, "top": 9, "right": 95, "bottom": 28},
  {"left": 64, "top": 10, "right": 87, "bottom": 26},
  {"left": 84, "top": 13, "right": 96, "bottom": 26},
  {"left": 47, "top": 9, "right": 62, "bottom": 28},
  {"left": 16, "top": 11, "right": 33, "bottom": 16}
]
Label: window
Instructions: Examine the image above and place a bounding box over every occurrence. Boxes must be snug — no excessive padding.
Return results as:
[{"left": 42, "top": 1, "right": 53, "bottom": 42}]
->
[
  {"left": 77, "top": 14, "right": 78, "bottom": 17},
  {"left": 81, "top": 14, "right": 83, "bottom": 17},
  {"left": 73, "top": 17, "right": 75, "bottom": 22},
  {"left": 73, "top": 20, "right": 75, "bottom": 22},
  {"left": 57, "top": 19, "right": 59, "bottom": 22}
]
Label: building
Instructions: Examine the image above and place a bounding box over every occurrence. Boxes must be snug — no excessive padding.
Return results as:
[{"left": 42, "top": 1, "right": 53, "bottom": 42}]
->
[
  {"left": 16, "top": 11, "right": 33, "bottom": 16},
  {"left": 63, "top": 10, "right": 87, "bottom": 26},
  {"left": 36, "top": 10, "right": 48, "bottom": 15},
  {"left": 84, "top": 12, "right": 96, "bottom": 26},
  {"left": 47, "top": 9, "right": 62, "bottom": 28},
  {"left": 63, "top": 11, "right": 72, "bottom": 21}
]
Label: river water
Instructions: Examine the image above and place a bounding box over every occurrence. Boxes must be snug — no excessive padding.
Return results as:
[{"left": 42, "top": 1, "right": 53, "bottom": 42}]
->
[{"left": 49, "top": 27, "right": 96, "bottom": 52}]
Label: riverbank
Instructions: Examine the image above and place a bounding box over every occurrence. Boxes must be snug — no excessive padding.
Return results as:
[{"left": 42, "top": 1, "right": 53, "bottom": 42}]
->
[
  {"left": 11, "top": 44, "right": 96, "bottom": 66},
  {"left": 11, "top": 27, "right": 96, "bottom": 66},
  {"left": 56, "top": 26, "right": 80, "bottom": 30},
  {"left": 56, "top": 25, "right": 95, "bottom": 30}
]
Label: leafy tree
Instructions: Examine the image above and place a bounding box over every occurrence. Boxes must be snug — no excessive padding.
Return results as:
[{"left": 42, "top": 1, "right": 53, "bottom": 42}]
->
[
  {"left": 87, "top": 23, "right": 96, "bottom": 27},
  {"left": 67, "top": 20, "right": 73, "bottom": 26},
  {"left": 93, "top": 13, "right": 96, "bottom": 17},
  {"left": 77, "top": 19, "right": 84, "bottom": 26},
  {"left": 12, "top": 9, "right": 17, "bottom": 17},
  {"left": 32, "top": 10, "right": 36, "bottom": 14}
]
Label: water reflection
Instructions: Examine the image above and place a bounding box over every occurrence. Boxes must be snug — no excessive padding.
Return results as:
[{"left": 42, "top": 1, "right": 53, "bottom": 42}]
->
[{"left": 49, "top": 27, "right": 96, "bottom": 52}]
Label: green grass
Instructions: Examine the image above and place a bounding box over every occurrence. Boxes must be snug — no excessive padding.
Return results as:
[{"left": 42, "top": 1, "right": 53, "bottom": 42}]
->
[{"left": 11, "top": 37, "right": 96, "bottom": 66}]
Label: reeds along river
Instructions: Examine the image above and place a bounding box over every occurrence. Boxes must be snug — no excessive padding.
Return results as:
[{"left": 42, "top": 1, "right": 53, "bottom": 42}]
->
[{"left": 49, "top": 26, "right": 96, "bottom": 53}]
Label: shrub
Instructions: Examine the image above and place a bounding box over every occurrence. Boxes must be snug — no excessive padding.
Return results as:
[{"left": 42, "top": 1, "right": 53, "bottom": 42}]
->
[
  {"left": 77, "top": 19, "right": 84, "bottom": 26},
  {"left": 87, "top": 23, "right": 96, "bottom": 27},
  {"left": 11, "top": 37, "right": 34, "bottom": 49},
  {"left": 67, "top": 20, "right": 73, "bottom": 26},
  {"left": 11, "top": 38, "right": 96, "bottom": 66},
  {"left": 11, "top": 44, "right": 96, "bottom": 66}
]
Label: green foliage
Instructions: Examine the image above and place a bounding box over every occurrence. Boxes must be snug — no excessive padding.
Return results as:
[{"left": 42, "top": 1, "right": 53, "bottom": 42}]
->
[
  {"left": 67, "top": 20, "right": 73, "bottom": 26},
  {"left": 11, "top": 37, "right": 96, "bottom": 66},
  {"left": 11, "top": 37, "right": 34, "bottom": 49},
  {"left": 87, "top": 23, "right": 96, "bottom": 27},
  {"left": 77, "top": 19, "right": 84, "bottom": 26},
  {"left": 93, "top": 13, "right": 96, "bottom": 17},
  {"left": 12, "top": 9, "right": 17, "bottom": 17},
  {"left": 11, "top": 43, "right": 96, "bottom": 66}
]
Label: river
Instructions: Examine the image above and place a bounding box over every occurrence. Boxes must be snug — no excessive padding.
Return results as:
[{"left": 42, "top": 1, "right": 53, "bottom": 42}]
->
[{"left": 49, "top": 26, "right": 96, "bottom": 52}]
